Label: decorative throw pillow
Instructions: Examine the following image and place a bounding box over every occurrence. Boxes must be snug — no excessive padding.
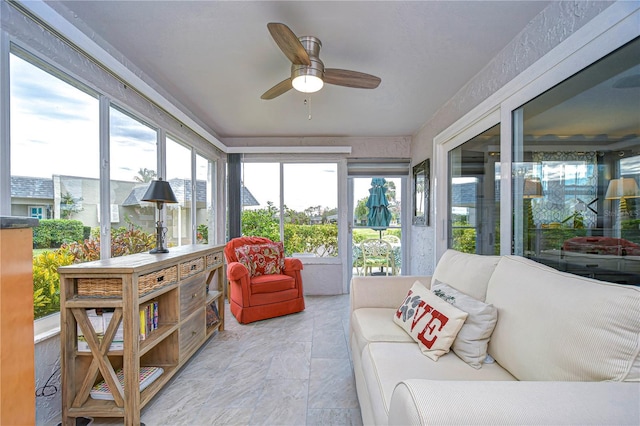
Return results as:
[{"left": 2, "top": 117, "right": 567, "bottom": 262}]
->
[
  {"left": 432, "top": 280, "right": 498, "bottom": 369},
  {"left": 234, "top": 246, "right": 255, "bottom": 275},
  {"left": 234, "top": 242, "right": 284, "bottom": 276},
  {"left": 393, "top": 281, "right": 468, "bottom": 361}
]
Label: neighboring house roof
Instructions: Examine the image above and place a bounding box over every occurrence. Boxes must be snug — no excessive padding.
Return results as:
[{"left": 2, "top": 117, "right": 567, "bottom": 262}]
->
[
  {"left": 122, "top": 179, "right": 208, "bottom": 207},
  {"left": 11, "top": 176, "right": 53, "bottom": 199},
  {"left": 242, "top": 186, "right": 259, "bottom": 206},
  {"left": 122, "top": 186, "right": 150, "bottom": 207}
]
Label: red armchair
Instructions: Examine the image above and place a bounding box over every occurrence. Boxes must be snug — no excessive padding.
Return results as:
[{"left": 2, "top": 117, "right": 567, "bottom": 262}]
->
[{"left": 224, "top": 236, "right": 305, "bottom": 324}]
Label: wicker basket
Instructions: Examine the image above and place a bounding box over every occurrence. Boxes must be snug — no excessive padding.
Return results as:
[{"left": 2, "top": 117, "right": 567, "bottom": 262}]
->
[
  {"left": 77, "top": 266, "right": 178, "bottom": 298},
  {"left": 180, "top": 257, "right": 204, "bottom": 279},
  {"left": 206, "top": 252, "right": 223, "bottom": 269},
  {"left": 77, "top": 278, "right": 123, "bottom": 298},
  {"left": 139, "top": 266, "right": 178, "bottom": 294}
]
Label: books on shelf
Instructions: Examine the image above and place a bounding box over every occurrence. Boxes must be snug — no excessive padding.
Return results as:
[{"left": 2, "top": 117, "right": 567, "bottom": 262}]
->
[
  {"left": 206, "top": 300, "right": 220, "bottom": 327},
  {"left": 77, "top": 302, "right": 158, "bottom": 351},
  {"left": 89, "top": 366, "right": 164, "bottom": 400},
  {"left": 102, "top": 311, "right": 124, "bottom": 350},
  {"left": 139, "top": 300, "right": 159, "bottom": 341},
  {"left": 77, "top": 309, "right": 104, "bottom": 352}
]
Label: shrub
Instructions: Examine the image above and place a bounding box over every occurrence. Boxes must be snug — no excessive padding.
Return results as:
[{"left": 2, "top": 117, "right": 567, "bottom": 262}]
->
[
  {"left": 196, "top": 224, "right": 208, "bottom": 244},
  {"left": 61, "top": 225, "right": 155, "bottom": 263},
  {"left": 33, "top": 219, "right": 84, "bottom": 249},
  {"left": 33, "top": 250, "right": 74, "bottom": 319},
  {"left": 283, "top": 224, "right": 338, "bottom": 257}
]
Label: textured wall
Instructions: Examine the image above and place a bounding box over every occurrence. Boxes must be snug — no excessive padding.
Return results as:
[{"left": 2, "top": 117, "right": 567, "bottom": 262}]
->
[
  {"left": 409, "top": 1, "right": 614, "bottom": 275},
  {"left": 34, "top": 335, "right": 62, "bottom": 425},
  {"left": 301, "top": 262, "right": 343, "bottom": 295}
]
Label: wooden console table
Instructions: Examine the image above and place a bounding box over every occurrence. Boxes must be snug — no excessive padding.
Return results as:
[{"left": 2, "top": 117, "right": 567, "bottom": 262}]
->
[{"left": 59, "top": 244, "right": 225, "bottom": 425}]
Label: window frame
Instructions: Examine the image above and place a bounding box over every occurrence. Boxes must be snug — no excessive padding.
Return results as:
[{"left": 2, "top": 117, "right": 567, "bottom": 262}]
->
[
  {"left": 2, "top": 43, "right": 220, "bottom": 337},
  {"left": 241, "top": 156, "right": 344, "bottom": 265},
  {"left": 434, "top": 4, "right": 640, "bottom": 260}
]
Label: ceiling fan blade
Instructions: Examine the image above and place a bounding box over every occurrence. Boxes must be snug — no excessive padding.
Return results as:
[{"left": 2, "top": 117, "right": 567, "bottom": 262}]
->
[
  {"left": 261, "top": 78, "right": 293, "bottom": 100},
  {"left": 267, "top": 23, "right": 310, "bottom": 66},
  {"left": 324, "top": 69, "right": 381, "bottom": 89}
]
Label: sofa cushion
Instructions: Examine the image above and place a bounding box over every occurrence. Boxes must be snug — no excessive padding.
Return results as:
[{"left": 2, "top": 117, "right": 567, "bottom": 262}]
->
[
  {"left": 235, "top": 242, "right": 285, "bottom": 276},
  {"left": 250, "top": 274, "right": 295, "bottom": 294},
  {"left": 361, "top": 341, "right": 516, "bottom": 425},
  {"left": 432, "top": 280, "right": 498, "bottom": 369},
  {"left": 431, "top": 249, "right": 501, "bottom": 302},
  {"left": 351, "top": 308, "right": 414, "bottom": 356},
  {"left": 394, "top": 281, "right": 468, "bottom": 361},
  {"left": 486, "top": 255, "right": 640, "bottom": 381}
]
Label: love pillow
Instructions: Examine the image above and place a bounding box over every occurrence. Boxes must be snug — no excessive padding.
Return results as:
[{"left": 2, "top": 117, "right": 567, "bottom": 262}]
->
[{"left": 393, "top": 281, "right": 468, "bottom": 361}]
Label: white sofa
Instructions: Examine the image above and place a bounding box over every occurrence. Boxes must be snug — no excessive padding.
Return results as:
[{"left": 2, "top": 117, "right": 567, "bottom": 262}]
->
[{"left": 350, "top": 250, "right": 640, "bottom": 425}]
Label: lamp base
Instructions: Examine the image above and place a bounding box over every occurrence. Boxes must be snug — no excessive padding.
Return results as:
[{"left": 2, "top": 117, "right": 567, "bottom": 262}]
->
[
  {"left": 149, "top": 247, "right": 169, "bottom": 254},
  {"left": 150, "top": 221, "right": 168, "bottom": 254}
]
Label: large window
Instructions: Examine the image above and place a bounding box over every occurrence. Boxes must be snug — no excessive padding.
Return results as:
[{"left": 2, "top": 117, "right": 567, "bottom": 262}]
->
[
  {"left": 195, "top": 153, "right": 214, "bottom": 244},
  {"left": 10, "top": 52, "right": 100, "bottom": 319},
  {"left": 166, "top": 137, "right": 193, "bottom": 246},
  {"left": 512, "top": 37, "right": 640, "bottom": 284},
  {"left": 448, "top": 124, "right": 501, "bottom": 255},
  {"left": 109, "top": 106, "right": 158, "bottom": 255},
  {"left": 241, "top": 161, "right": 338, "bottom": 257},
  {"left": 8, "top": 51, "right": 217, "bottom": 321}
]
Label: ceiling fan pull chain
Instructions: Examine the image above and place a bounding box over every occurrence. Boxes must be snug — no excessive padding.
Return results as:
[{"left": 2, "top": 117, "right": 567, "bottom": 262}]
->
[{"left": 305, "top": 97, "right": 312, "bottom": 120}]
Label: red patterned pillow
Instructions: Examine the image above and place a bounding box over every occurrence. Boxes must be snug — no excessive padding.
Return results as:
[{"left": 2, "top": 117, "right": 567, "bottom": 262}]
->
[{"left": 234, "top": 242, "right": 284, "bottom": 277}]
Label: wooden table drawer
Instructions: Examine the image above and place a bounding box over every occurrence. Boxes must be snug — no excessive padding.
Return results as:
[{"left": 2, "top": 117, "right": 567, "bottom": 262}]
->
[
  {"left": 180, "top": 273, "right": 205, "bottom": 318},
  {"left": 179, "top": 257, "right": 204, "bottom": 279},
  {"left": 206, "top": 251, "right": 224, "bottom": 269},
  {"left": 179, "top": 310, "right": 205, "bottom": 359}
]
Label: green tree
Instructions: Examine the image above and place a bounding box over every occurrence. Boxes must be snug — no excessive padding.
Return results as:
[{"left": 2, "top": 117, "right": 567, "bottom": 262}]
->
[
  {"left": 241, "top": 202, "right": 280, "bottom": 241},
  {"left": 60, "top": 192, "right": 83, "bottom": 219},
  {"left": 134, "top": 168, "right": 157, "bottom": 183},
  {"left": 386, "top": 180, "right": 397, "bottom": 203},
  {"left": 355, "top": 197, "right": 369, "bottom": 224}
]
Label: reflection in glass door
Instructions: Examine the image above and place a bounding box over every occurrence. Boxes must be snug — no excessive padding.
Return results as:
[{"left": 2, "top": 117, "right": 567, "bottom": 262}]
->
[{"left": 448, "top": 124, "right": 501, "bottom": 255}]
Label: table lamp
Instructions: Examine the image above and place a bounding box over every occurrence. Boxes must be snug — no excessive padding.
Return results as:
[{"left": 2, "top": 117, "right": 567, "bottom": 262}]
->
[
  {"left": 141, "top": 178, "right": 178, "bottom": 253},
  {"left": 605, "top": 177, "right": 640, "bottom": 219}
]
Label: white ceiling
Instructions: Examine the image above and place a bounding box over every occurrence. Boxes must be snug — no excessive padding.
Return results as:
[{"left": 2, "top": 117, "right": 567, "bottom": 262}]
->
[{"left": 51, "top": 1, "right": 552, "bottom": 140}]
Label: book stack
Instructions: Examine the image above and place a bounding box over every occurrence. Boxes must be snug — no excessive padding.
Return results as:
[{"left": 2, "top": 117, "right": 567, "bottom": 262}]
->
[
  {"left": 89, "top": 366, "right": 164, "bottom": 400},
  {"left": 206, "top": 301, "right": 220, "bottom": 327},
  {"left": 139, "top": 300, "right": 159, "bottom": 341},
  {"left": 78, "top": 309, "right": 123, "bottom": 352}
]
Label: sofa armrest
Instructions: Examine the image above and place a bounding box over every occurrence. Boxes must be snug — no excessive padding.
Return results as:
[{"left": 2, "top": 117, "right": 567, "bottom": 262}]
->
[
  {"left": 389, "top": 379, "right": 640, "bottom": 426},
  {"left": 350, "top": 276, "right": 431, "bottom": 313}
]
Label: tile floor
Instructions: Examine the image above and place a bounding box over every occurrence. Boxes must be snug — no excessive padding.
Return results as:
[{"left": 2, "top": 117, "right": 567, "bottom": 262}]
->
[{"left": 91, "top": 294, "right": 362, "bottom": 426}]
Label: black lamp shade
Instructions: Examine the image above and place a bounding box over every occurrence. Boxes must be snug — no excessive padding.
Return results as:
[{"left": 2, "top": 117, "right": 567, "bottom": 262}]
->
[{"left": 141, "top": 179, "right": 178, "bottom": 204}]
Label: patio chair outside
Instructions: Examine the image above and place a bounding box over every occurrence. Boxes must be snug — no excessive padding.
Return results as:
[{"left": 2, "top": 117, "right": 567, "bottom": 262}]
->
[{"left": 361, "top": 238, "right": 396, "bottom": 276}]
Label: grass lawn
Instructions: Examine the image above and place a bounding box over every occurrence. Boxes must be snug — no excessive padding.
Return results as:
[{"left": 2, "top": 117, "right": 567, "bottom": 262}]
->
[{"left": 33, "top": 248, "right": 57, "bottom": 257}]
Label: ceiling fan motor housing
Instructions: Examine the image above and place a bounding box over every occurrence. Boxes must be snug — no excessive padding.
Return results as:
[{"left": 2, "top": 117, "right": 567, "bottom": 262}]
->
[{"left": 291, "top": 36, "right": 324, "bottom": 80}]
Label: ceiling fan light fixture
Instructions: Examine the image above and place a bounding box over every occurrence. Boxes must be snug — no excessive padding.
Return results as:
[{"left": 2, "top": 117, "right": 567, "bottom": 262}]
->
[
  {"left": 291, "top": 55, "right": 325, "bottom": 93},
  {"left": 292, "top": 74, "right": 324, "bottom": 93}
]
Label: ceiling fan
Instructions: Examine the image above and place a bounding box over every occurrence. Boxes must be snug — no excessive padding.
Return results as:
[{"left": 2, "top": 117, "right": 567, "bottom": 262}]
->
[{"left": 261, "top": 22, "right": 381, "bottom": 100}]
